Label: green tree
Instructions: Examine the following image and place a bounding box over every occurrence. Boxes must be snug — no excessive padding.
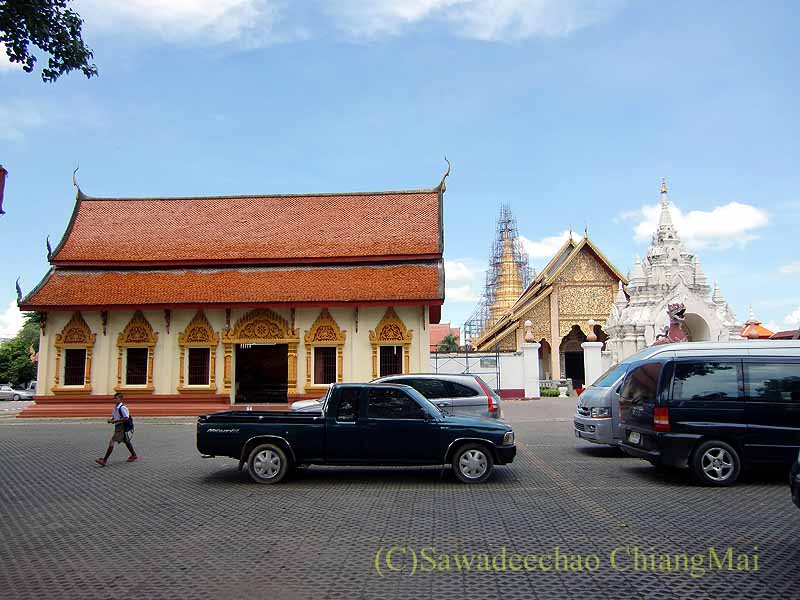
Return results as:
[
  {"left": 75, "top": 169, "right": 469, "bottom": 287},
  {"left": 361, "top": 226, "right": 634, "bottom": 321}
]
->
[
  {"left": 1, "top": 0, "right": 97, "bottom": 82},
  {"left": 0, "top": 312, "right": 39, "bottom": 386},
  {"left": 437, "top": 334, "right": 460, "bottom": 353}
]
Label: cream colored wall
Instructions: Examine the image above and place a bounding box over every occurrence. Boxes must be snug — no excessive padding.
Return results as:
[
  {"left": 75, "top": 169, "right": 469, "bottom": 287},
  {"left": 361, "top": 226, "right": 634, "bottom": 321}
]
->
[{"left": 39, "top": 305, "right": 431, "bottom": 399}]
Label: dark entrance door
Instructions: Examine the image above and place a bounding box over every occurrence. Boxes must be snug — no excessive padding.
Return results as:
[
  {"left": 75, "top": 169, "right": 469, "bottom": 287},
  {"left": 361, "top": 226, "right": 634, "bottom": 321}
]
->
[
  {"left": 564, "top": 352, "right": 585, "bottom": 388},
  {"left": 235, "top": 344, "right": 288, "bottom": 403}
]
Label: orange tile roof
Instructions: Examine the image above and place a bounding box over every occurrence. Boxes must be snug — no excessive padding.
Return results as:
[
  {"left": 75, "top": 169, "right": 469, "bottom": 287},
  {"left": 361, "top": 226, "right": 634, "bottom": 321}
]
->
[
  {"left": 741, "top": 321, "right": 775, "bottom": 340},
  {"left": 429, "top": 323, "right": 460, "bottom": 348},
  {"left": 20, "top": 263, "right": 443, "bottom": 310},
  {"left": 52, "top": 189, "right": 442, "bottom": 265}
]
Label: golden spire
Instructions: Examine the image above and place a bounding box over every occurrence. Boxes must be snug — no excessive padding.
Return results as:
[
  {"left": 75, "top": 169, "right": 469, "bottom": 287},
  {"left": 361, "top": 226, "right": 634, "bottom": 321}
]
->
[
  {"left": 489, "top": 227, "right": 523, "bottom": 325},
  {"left": 661, "top": 177, "right": 667, "bottom": 194}
]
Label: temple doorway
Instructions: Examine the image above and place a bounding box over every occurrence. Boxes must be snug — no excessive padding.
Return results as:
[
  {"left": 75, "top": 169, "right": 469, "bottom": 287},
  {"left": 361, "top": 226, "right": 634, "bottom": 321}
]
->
[
  {"left": 560, "top": 325, "right": 587, "bottom": 388},
  {"left": 235, "top": 343, "right": 288, "bottom": 403},
  {"left": 682, "top": 313, "right": 710, "bottom": 342}
]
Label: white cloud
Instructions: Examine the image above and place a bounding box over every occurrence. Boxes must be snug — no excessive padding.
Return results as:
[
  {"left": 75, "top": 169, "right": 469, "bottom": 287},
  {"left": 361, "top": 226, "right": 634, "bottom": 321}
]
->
[
  {"left": 520, "top": 230, "right": 572, "bottom": 259},
  {"left": 780, "top": 262, "right": 800, "bottom": 274},
  {"left": 0, "top": 101, "right": 47, "bottom": 142},
  {"left": 445, "top": 284, "right": 480, "bottom": 303},
  {"left": 786, "top": 307, "right": 800, "bottom": 327},
  {"left": 0, "top": 43, "right": 24, "bottom": 72},
  {"left": 622, "top": 201, "right": 769, "bottom": 250},
  {"left": 0, "top": 301, "right": 24, "bottom": 339},
  {"left": 328, "top": 0, "right": 624, "bottom": 41},
  {"left": 445, "top": 260, "right": 476, "bottom": 284},
  {"left": 74, "top": 0, "right": 298, "bottom": 46},
  {"left": 0, "top": 98, "right": 108, "bottom": 142}
]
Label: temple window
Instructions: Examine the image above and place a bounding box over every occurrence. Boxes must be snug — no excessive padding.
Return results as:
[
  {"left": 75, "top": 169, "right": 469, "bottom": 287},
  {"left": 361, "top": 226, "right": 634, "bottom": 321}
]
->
[
  {"left": 116, "top": 311, "right": 158, "bottom": 393},
  {"left": 52, "top": 312, "right": 96, "bottom": 394},
  {"left": 188, "top": 347, "right": 211, "bottom": 386},
  {"left": 369, "top": 307, "right": 413, "bottom": 380},
  {"left": 178, "top": 311, "right": 218, "bottom": 393},
  {"left": 63, "top": 348, "right": 87, "bottom": 386},
  {"left": 125, "top": 348, "right": 149, "bottom": 385},
  {"left": 313, "top": 346, "right": 337, "bottom": 385},
  {"left": 304, "top": 309, "right": 346, "bottom": 392},
  {"left": 379, "top": 345, "right": 403, "bottom": 377}
]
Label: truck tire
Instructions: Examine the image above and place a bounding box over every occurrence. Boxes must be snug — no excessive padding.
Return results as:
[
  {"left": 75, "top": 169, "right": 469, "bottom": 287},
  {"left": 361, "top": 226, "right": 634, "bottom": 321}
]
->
[
  {"left": 247, "top": 443, "right": 289, "bottom": 484},
  {"left": 452, "top": 443, "right": 494, "bottom": 484},
  {"left": 691, "top": 440, "right": 741, "bottom": 487}
]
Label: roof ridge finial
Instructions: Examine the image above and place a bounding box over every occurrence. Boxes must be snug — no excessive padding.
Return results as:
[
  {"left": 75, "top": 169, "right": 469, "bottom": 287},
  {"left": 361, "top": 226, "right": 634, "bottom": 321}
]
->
[
  {"left": 661, "top": 177, "right": 667, "bottom": 195},
  {"left": 438, "top": 156, "right": 451, "bottom": 192}
]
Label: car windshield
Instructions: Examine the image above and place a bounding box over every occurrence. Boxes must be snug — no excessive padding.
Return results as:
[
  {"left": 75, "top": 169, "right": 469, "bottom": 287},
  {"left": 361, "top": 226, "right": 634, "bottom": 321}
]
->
[{"left": 592, "top": 363, "right": 629, "bottom": 388}]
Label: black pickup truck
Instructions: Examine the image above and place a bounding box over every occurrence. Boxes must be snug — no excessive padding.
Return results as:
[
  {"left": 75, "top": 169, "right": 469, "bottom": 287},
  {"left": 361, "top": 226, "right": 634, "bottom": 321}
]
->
[{"left": 197, "top": 383, "right": 516, "bottom": 484}]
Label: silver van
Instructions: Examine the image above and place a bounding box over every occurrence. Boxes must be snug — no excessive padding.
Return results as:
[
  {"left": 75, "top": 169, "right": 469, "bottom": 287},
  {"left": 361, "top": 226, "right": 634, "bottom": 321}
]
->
[
  {"left": 573, "top": 364, "right": 629, "bottom": 446},
  {"left": 574, "top": 340, "right": 800, "bottom": 447}
]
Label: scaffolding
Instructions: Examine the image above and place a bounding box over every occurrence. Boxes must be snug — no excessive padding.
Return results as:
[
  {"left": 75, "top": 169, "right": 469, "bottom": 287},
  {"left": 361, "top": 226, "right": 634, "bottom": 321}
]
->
[{"left": 463, "top": 205, "right": 533, "bottom": 346}]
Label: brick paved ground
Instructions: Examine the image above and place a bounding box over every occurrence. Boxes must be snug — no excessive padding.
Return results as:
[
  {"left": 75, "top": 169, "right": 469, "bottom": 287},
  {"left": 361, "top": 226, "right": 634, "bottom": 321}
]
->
[{"left": 0, "top": 399, "right": 797, "bottom": 600}]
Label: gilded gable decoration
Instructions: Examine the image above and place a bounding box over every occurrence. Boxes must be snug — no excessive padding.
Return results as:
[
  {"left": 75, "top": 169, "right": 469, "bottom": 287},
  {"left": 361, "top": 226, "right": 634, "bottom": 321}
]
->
[
  {"left": 304, "top": 309, "right": 347, "bottom": 391},
  {"left": 369, "top": 307, "right": 413, "bottom": 378},
  {"left": 222, "top": 309, "right": 299, "bottom": 395},
  {"left": 52, "top": 312, "right": 96, "bottom": 394},
  {"left": 178, "top": 311, "right": 219, "bottom": 393},
  {"left": 115, "top": 311, "right": 158, "bottom": 393}
]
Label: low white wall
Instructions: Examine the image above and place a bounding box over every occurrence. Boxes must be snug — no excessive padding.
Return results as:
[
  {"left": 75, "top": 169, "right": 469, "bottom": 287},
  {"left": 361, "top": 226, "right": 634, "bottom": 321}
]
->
[{"left": 429, "top": 352, "right": 525, "bottom": 391}]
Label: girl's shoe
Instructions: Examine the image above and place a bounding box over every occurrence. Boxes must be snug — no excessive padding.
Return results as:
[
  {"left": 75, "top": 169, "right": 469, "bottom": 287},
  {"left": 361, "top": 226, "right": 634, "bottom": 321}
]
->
[
  {"left": 127, "top": 455, "right": 139, "bottom": 462},
  {"left": 95, "top": 458, "right": 107, "bottom": 467}
]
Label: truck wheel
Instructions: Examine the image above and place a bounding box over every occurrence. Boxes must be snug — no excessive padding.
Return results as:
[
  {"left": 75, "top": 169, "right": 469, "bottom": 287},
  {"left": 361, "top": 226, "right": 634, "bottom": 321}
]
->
[
  {"left": 452, "top": 443, "right": 494, "bottom": 484},
  {"left": 247, "top": 444, "right": 289, "bottom": 484},
  {"left": 691, "top": 440, "right": 740, "bottom": 487}
]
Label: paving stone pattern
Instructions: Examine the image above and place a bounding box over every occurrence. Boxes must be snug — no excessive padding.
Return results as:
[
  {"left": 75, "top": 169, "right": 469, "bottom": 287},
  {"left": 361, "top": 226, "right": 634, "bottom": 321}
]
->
[{"left": 0, "top": 399, "right": 797, "bottom": 599}]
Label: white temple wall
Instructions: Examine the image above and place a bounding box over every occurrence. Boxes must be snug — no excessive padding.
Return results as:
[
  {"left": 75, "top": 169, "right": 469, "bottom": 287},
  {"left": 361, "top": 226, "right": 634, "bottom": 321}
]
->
[{"left": 36, "top": 305, "right": 431, "bottom": 399}]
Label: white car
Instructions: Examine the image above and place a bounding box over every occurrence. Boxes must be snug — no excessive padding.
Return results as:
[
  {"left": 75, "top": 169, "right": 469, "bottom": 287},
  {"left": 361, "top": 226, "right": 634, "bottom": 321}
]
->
[{"left": 0, "top": 385, "right": 34, "bottom": 401}]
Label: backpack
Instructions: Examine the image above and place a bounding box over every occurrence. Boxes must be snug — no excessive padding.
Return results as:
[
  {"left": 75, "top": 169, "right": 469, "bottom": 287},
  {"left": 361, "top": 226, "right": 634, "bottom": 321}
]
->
[{"left": 117, "top": 402, "right": 134, "bottom": 432}]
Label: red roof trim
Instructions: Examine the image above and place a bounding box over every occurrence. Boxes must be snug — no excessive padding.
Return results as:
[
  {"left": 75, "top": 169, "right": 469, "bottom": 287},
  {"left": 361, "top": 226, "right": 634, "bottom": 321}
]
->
[
  {"left": 21, "top": 300, "right": 444, "bottom": 312},
  {"left": 51, "top": 253, "right": 443, "bottom": 268}
]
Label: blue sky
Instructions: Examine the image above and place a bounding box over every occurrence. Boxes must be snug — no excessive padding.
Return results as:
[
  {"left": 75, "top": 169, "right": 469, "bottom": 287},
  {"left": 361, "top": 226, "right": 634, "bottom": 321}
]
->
[{"left": 1, "top": 0, "right": 799, "bottom": 337}]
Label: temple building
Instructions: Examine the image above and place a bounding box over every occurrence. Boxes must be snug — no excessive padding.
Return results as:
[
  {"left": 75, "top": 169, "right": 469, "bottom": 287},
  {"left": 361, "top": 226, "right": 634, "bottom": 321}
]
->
[
  {"left": 605, "top": 179, "right": 740, "bottom": 363},
  {"left": 18, "top": 178, "right": 446, "bottom": 417},
  {"left": 474, "top": 232, "right": 626, "bottom": 388}
]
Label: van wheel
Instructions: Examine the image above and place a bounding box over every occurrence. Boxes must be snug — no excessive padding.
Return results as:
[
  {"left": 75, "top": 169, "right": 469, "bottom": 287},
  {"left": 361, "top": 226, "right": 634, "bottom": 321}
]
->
[
  {"left": 691, "top": 440, "right": 740, "bottom": 486},
  {"left": 452, "top": 443, "right": 494, "bottom": 483},
  {"left": 247, "top": 444, "right": 289, "bottom": 484}
]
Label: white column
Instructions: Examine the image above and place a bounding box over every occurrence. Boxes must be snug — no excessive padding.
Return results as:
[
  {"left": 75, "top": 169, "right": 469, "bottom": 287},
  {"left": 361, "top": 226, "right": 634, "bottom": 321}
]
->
[
  {"left": 521, "top": 342, "right": 541, "bottom": 398},
  {"left": 581, "top": 341, "right": 604, "bottom": 387}
]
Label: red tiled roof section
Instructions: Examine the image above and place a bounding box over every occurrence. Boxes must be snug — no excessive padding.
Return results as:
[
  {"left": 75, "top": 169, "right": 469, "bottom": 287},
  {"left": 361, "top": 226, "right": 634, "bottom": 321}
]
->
[
  {"left": 53, "top": 191, "right": 441, "bottom": 264},
  {"left": 21, "top": 264, "right": 443, "bottom": 309}
]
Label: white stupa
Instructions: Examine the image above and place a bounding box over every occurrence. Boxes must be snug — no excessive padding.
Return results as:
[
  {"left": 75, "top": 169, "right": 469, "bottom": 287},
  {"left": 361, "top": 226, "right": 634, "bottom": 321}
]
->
[{"left": 605, "top": 179, "right": 740, "bottom": 362}]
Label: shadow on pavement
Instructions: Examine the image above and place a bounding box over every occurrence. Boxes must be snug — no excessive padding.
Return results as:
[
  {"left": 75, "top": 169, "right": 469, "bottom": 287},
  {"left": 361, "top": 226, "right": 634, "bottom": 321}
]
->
[
  {"left": 621, "top": 461, "right": 790, "bottom": 487},
  {"left": 201, "top": 463, "right": 519, "bottom": 486}
]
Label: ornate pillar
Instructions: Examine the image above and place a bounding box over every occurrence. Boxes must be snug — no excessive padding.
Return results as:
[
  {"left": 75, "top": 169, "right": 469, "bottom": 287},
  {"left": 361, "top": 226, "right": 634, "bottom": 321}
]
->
[
  {"left": 287, "top": 342, "right": 298, "bottom": 394},
  {"left": 223, "top": 343, "right": 233, "bottom": 392}
]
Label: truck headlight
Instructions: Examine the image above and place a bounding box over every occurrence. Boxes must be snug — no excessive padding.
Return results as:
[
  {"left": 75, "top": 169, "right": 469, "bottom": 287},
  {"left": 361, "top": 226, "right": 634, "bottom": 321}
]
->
[
  {"left": 590, "top": 407, "right": 611, "bottom": 418},
  {"left": 503, "top": 431, "right": 515, "bottom": 445}
]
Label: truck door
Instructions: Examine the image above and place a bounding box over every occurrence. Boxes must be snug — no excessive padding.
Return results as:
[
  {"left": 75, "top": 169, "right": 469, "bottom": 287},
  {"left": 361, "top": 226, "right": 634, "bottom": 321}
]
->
[
  {"left": 325, "top": 387, "right": 368, "bottom": 461},
  {"left": 363, "top": 387, "right": 440, "bottom": 463}
]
